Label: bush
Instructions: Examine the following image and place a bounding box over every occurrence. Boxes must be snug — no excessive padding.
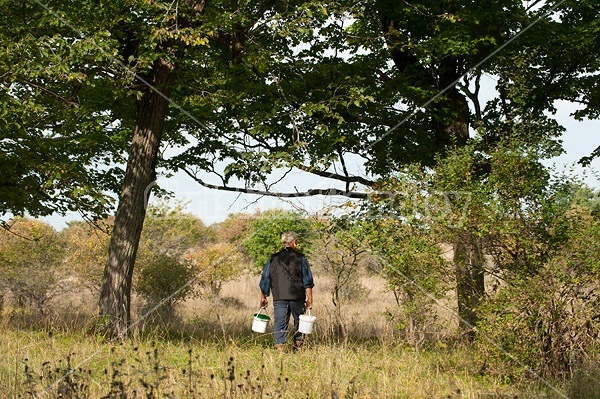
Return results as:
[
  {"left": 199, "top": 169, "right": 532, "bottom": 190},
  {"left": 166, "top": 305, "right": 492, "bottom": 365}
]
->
[
  {"left": 476, "top": 205, "right": 600, "bottom": 380},
  {"left": 242, "top": 209, "right": 312, "bottom": 272},
  {"left": 185, "top": 242, "right": 246, "bottom": 298},
  {"left": 0, "top": 218, "right": 65, "bottom": 315},
  {"left": 476, "top": 263, "right": 600, "bottom": 380},
  {"left": 135, "top": 254, "right": 198, "bottom": 320}
]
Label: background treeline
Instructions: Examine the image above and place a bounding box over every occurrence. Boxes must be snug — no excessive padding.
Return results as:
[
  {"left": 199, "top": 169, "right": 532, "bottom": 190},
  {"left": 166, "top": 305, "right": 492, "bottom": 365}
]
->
[{"left": 2, "top": 147, "right": 600, "bottom": 384}]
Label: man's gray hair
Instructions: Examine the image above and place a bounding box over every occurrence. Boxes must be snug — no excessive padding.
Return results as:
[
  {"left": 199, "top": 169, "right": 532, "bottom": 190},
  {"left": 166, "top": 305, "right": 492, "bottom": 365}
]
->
[{"left": 281, "top": 231, "right": 298, "bottom": 245}]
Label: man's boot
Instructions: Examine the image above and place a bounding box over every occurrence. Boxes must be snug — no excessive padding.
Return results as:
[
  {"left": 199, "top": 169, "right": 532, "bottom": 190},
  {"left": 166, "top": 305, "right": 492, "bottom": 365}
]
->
[
  {"left": 293, "top": 340, "right": 303, "bottom": 350},
  {"left": 274, "top": 343, "right": 285, "bottom": 352}
]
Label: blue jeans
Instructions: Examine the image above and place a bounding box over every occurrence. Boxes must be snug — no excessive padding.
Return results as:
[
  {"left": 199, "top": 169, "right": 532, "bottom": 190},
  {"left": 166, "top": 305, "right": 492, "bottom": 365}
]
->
[{"left": 273, "top": 300, "right": 305, "bottom": 345}]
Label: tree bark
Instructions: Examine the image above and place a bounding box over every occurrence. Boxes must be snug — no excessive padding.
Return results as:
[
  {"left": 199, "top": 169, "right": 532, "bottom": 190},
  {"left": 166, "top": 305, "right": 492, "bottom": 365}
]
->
[
  {"left": 454, "top": 236, "right": 485, "bottom": 341},
  {"left": 98, "top": 58, "right": 173, "bottom": 339}
]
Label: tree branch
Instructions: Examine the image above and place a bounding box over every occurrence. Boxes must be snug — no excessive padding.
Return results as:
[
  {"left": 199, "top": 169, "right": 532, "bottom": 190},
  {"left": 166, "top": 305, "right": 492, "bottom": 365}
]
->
[
  {"left": 297, "top": 164, "right": 376, "bottom": 187},
  {"left": 179, "top": 167, "right": 369, "bottom": 199},
  {"left": 337, "top": 146, "right": 351, "bottom": 192}
]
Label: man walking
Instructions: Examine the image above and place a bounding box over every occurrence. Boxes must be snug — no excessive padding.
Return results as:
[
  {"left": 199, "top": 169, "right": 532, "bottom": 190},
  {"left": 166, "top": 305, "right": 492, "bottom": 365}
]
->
[{"left": 259, "top": 231, "right": 314, "bottom": 351}]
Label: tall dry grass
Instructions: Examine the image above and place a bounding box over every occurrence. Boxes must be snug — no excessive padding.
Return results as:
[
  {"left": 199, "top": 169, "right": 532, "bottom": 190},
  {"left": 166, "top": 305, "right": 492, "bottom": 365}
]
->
[
  {"left": 0, "top": 328, "right": 536, "bottom": 398},
  {"left": 181, "top": 273, "right": 403, "bottom": 344},
  {"left": 0, "top": 273, "right": 569, "bottom": 398}
]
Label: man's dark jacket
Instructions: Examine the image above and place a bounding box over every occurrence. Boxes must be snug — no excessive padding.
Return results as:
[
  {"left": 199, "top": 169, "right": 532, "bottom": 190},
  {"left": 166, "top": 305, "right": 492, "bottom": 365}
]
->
[{"left": 266, "top": 248, "right": 308, "bottom": 301}]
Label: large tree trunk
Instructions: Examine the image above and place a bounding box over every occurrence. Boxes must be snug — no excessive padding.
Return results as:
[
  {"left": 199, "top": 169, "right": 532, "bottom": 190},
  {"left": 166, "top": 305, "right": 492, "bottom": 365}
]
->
[
  {"left": 453, "top": 236, "right": 485, "bottom": 341},
  {"left": 98, "top": 58, "right": 173, "bottom": 339}
]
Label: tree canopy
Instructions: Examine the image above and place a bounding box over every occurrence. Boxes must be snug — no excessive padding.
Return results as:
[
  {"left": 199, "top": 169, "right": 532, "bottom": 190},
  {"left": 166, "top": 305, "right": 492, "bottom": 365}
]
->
[{"left": 2, "top": 1, "right": 598, "bottom": 215}]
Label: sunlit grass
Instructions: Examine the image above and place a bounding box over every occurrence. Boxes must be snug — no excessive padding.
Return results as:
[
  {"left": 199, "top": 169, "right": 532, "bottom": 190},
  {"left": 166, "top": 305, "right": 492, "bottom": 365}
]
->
[
  {"left": 0, "top": 274, "right": 573, "bottom": 398},
  {"left": 0, "top": 327, "right": 538, "bottom": 399}
]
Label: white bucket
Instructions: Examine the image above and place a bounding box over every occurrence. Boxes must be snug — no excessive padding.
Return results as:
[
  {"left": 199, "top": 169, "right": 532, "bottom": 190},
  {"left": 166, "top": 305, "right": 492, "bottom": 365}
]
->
[
  {"left": 298, "top": 310, "right": 316, "bottom": 334},
  {"left": 252, "top": 308, "right": 270, "bottom": 333}
]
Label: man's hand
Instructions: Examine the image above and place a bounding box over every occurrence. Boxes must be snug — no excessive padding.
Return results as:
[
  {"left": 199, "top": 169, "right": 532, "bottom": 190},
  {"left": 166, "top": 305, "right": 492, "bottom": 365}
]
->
[
  {"left": 260, "top": 294, "right": 268, "bottom": 308},
  {"left": 305, "top": 287, "right": 313, "bottom": 310},
  {"left": 305, "top": 298, "right": 312, "bottom": 310}
]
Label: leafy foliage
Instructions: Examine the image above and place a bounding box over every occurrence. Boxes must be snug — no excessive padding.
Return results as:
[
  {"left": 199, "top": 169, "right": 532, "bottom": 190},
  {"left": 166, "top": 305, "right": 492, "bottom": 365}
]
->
[
  {"left": 0, "top": 218, "right": 65, "bottom": 314},
  {"left": 139, "top": 202, "right": 211, "bottom": 259},
  {"left": 0, "top": 1, "right": 129, "bottom": 221},
  {"left": 62, "top": 204, "right": 209, "bottom": 297},
  {"left": 212, "top": 212, "right": 255, "bottom": 246},
  {"left": 353, "top": 186, "right": 452, "bottom": 347},
  {"left": 185, "top": 242, "right": 245, "bottom": 298},
  {"left": 62, "top": 220, "right": 113, "bottom": 296},
  {"left": 135, "top": 254, "right": 198, "bottom": 318},
  {"left": 242, "top": 209, "right": 313, "bottom": 272},
  {"left": 476, "top": 187, "right": 600, "bottom": 380}
]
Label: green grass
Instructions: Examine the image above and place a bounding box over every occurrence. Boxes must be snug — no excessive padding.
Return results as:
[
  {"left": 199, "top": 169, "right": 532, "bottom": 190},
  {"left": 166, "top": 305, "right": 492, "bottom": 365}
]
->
[
  {"left": 0, "top": 274, "right": 579, "bottom": 398},
  {"left": 0, "top": 325, "right": 563, "bottom": 399}
]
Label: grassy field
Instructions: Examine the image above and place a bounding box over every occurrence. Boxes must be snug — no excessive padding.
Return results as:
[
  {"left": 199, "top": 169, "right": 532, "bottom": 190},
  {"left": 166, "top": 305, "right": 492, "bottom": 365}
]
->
[{"left": 0, "top": 274, "right": 569, "bottom": 398}]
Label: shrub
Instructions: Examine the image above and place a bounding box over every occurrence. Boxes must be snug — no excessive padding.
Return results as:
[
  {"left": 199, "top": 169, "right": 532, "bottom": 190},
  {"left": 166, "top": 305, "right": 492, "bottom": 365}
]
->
[
  {"left": 185, "top": 242, "right": 246, "bottom": 298},
  {"left": 135, "top": 254, "right": 198, "bottom": 320},
  {"left": 242, "top": 209, "right": 312, "bottom": 272},
  {"left": 476, "top": 259, "right": 600, "bottom": 380},
  {"left": 0, "top": 218, "right": 65, "bottom": 315}
]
